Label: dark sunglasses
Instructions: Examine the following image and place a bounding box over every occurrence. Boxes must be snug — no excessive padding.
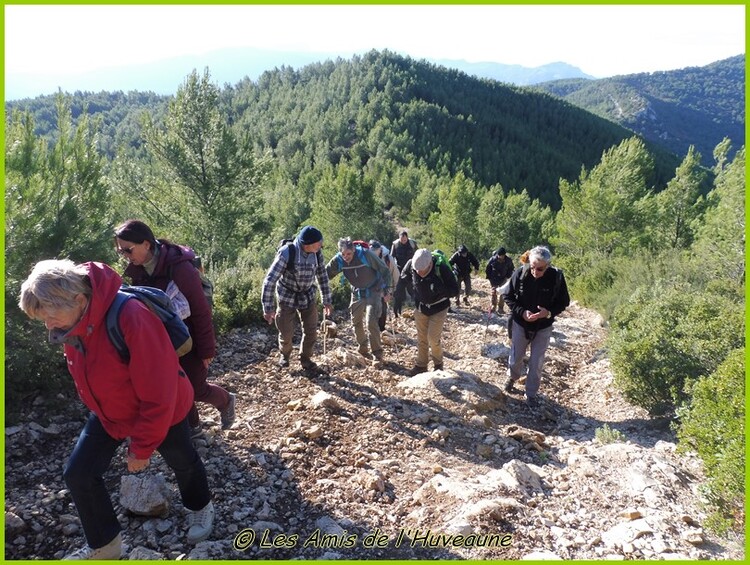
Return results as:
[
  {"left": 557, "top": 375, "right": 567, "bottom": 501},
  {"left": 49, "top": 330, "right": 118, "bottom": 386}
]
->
[{"left": 117, "top": 245, "right": 136, "bottom": 255}]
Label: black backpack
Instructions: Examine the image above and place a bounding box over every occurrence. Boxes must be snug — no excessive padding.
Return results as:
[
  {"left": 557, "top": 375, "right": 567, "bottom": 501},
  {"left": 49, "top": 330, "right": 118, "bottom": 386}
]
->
[
  {"left": 278, "top": 239, "right": 297, "bottom": 275},
  {"left": 106, "top": 285, "right": 193, "bottom": 362}
]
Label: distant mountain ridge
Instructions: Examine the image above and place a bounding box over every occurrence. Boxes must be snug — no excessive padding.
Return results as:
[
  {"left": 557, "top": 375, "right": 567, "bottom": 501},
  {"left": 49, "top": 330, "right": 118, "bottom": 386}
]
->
[
  {"left": 6, "top": 47, "right": 595, "bottom": 101},
  {"left": 531, "top": 55, "right": 745, "bottom": 166},
  {"left": 433, "top": 59, "right": 595, "bottom": 85}
]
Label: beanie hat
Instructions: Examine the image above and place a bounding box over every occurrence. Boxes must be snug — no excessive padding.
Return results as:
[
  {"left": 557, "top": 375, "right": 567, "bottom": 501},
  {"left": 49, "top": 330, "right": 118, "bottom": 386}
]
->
[
  {"left": 412, "top": 248, "right": 432, "bottom": 271},
  {"left": 496, "top": 247, "right": 506, "bottom": 256},
  {"left": 298, "top": 226, "right": 323, "bottom": 245}
]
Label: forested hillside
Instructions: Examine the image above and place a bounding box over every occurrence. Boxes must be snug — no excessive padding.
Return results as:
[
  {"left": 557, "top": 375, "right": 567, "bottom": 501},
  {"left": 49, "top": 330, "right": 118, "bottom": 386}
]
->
[
  {"left": 7, "top": 50, "right": 681, "bottom": 209},
  {"left": 533, "top": 55, "right": 744, "bottom": 167}
]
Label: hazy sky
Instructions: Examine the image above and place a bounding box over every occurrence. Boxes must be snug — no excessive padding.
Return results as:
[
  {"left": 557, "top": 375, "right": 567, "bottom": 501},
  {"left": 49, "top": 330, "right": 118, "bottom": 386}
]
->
[{"left": 5, "top": 4, "right": 745, "bottom": 81}]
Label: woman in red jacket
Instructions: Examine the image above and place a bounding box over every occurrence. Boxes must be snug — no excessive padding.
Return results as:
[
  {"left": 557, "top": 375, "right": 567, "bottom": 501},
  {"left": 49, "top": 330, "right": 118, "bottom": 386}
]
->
[
  {"left": 114, "top": 220, "right": 235, "bottom": 436},
  {"left": 19, "top": 260, "right": 214, "bottom": 559}
]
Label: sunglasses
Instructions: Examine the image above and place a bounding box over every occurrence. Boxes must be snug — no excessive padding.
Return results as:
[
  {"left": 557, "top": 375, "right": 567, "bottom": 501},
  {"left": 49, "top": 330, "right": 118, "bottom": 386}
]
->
[{"left": 117, "top": 245, "right": 136, "bottom": 255}]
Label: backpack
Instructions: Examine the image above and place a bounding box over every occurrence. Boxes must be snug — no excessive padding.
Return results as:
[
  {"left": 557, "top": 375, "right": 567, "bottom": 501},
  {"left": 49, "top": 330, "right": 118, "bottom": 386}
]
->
[
  {"left": 336, "top": 245, "right": 386, "bottom": 293},
  {"left": 106, "top": 285, "right": 193, "bottom": 362},
  {"left": 336, "top": 244, "right": 371, "bottom": 271},
  {"left": 431, "top": 250, "right": 456, "bottom": 284},
  {"left": 352, "top": 240, "right": 370, "bottom": 250},
  {"left": 167, "top": 251, "right": 214, "bottom": 308},
  {"left": 278, "top": 239, "right": 297, "bottom": 275}
]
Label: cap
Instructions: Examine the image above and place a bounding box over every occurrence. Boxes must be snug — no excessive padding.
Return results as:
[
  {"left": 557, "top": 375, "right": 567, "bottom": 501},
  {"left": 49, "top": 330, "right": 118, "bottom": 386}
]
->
[
  {"left": 298, "top": 226, "right": 323, "bottom": 245},
  {"left": 413, "top": 248, "right": 432, "bottom": 271}
]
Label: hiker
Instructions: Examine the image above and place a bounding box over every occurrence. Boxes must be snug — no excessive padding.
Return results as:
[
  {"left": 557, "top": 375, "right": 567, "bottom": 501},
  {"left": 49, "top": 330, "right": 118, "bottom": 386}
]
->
[
  {"left": 369, "top": 239, "right": 400, "bottom": 332},
  {"left": 390, "top": 230, "right": 417, "bottom": 316},
  {"left": 449, "top": 244, "right": 479, "bottom": 307},
  {"left": 114, "top": 220, "right": 235, "bottom": 437},
  {"left": 261, "top": 225, "right": 333, "bottom": 370},
  {"left": 326, "top": 237, "right": 392, "bottom": 361},
  {"left": 485, "top": 247, "right": 515, "bottom": 313},
  {"left": 401, "top": 248, "right": 459, "bottom": 375},
  {"left": 502, "top": 246, "right": 570, "bottom": 408},
  {"left": 18, "top": 259, "right": 215, "bottom": 559}
]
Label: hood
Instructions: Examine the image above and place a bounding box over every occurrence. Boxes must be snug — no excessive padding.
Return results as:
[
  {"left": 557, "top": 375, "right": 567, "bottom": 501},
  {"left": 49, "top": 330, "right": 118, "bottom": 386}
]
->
[
  {"left": 156, "top": 242, "right": 196, "bottom": 271},
  {"left": 68, "top": 262, "right": 123, "bottom": 338}
]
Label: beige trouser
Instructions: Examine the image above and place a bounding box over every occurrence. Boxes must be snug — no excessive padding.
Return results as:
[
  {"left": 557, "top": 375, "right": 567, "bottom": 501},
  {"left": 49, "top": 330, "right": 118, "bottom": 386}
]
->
[
  {"left": 275, "top": 304, "right": 318, "bottom": 360},
  {"left": 350, "top": 292, "right": 383, "bottom": 355},
  {"left": 413, "top": 307, "right": 449, "bottom": 367}
]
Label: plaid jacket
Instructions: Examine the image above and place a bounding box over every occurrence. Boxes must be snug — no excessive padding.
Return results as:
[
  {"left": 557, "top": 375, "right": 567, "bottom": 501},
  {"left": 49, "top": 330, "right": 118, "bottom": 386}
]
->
[{"left": 261, "top": 243, "right": 332, "bottom": 312}]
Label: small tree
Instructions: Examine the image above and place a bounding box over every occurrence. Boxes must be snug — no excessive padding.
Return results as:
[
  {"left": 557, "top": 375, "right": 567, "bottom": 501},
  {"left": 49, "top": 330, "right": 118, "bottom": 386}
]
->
[
  {"left": 5, "top": 96, "right": 113, "bottom": 415},
  {"left": 140, "top": 68, "right": 268, "bottom": 265},
  {"left": 431, "top": 171, "right": 481, "bottom": 253},
  {"left": 650, "top": 145, "right": 707, "bottom": 249}
]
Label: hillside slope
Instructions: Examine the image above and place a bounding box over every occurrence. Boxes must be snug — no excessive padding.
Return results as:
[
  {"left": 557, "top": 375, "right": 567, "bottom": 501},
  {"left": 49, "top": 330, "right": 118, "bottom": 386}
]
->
[
  {"left": 4, "top": 278, "right": 744, "bottom": 560},
  {"left": 532, "top": 55, "right": 745, "bottom": 167}
]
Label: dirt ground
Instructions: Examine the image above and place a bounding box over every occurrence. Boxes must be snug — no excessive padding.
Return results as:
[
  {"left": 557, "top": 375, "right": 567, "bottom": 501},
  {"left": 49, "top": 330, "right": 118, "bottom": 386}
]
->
[{"left": 4, "top": 277, "right": 745, "bottom": 560}]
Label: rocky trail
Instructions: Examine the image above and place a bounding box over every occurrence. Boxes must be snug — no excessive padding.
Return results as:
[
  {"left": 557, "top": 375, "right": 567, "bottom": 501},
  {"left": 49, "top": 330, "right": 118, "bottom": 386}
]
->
[{"left": 5, "top": 277, "right": 744, "bottom": 560}]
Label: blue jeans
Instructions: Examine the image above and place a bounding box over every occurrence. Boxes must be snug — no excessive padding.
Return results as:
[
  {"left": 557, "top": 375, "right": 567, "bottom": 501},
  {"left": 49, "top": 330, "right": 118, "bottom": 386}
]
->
[{"left": 63, "top": 413, "right": 211, "bottom": 549}]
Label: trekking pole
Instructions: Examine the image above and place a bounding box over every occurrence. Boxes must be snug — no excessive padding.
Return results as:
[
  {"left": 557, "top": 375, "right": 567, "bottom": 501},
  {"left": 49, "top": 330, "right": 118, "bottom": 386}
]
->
[
  {"left": 388, "top": 302, "right": 399, "bottom": 355},
  {"left": 321, "top": 316, "right": 328, "bottom": 357}
]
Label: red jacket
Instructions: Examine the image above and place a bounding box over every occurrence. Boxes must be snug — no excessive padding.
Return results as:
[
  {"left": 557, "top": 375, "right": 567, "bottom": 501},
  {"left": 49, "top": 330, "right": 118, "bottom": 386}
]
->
[
  {"left": 63, "top": 262, "right": 194, "bottom": 459},
  {"left": 124, "top": 242, "right": 216, "bottom": 360}
]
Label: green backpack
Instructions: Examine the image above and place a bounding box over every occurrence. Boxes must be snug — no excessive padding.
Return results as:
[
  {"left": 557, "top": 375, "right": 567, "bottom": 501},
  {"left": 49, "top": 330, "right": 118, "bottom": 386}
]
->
[{"left": 431, "top": 250, "right": 456, "bottom": 284}]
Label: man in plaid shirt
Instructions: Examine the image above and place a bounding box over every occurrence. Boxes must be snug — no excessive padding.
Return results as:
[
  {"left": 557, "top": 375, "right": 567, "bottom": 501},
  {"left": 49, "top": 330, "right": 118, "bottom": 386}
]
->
[{"left": 262, "top": 226, "right": 333, "bottom": 370}]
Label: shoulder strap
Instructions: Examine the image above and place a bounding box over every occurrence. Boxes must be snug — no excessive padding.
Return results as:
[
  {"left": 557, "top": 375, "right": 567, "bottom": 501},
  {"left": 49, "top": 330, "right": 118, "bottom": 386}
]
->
[
  {"left": 551, "top": 267, "right": 563, "bottom": 301},
  {"left": 284, "top": 242, "right": 297, "bottom": 275},
  {"left": 106, "top": 291, "right": 132, "bottom": 361}
]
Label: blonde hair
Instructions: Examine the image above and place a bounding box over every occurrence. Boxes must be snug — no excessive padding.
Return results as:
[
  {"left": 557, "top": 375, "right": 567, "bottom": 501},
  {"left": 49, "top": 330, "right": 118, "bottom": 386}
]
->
[{"left": 19, "top": 259, "right": 91, "bottom": 318}]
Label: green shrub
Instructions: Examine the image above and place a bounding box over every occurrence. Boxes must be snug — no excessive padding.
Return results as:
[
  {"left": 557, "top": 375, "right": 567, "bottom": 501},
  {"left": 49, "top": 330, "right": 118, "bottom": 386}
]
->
[
  {"left": 595, "top": 424, "right": 627, "bottom": 444},
  {"left": 677, "top": 348, "right": 745, "bottom": 533},
  {"left": 211, "top": 252, "right": 266, "bottom": 334},
  {"left": 608, "top": 285, "right": 743, "bottom": 416}
]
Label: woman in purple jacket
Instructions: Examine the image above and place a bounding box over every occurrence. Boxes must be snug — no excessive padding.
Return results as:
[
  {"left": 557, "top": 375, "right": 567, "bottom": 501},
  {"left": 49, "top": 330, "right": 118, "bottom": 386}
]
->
[{"left": 114, "top": 220, "right": 235, "bottom": 437}]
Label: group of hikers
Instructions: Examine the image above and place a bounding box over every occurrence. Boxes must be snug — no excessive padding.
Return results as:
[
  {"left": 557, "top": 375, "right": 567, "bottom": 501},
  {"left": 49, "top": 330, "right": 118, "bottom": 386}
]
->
[
  {"left": 17, "top": 221, "right": 569, "bottom": 559},
  {"left": 261, "top": 226, "right": 570, "bottom": 393}
]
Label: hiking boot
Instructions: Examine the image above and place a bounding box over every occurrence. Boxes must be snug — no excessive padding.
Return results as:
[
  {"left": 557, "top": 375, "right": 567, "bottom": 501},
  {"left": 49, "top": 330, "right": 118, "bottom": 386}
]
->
[
  {"left": 463, "top": 296, "right": 469, "bottom": 305},
  {"left": 278, "top": 355, "right": 290, "bottom": 368},
  {"left": 187, "top": 501, "right": 215, "bottom": 544},
  {"left": 63, "top": 532, "right": 122, "bottom": 560},
  {"left": 409, "top": 365, "right": 428, "bottom": 376},
  {"left": 433, "top": 362, "right": 444, "bottom": 371},
  {"left": 300, "top": 357, "right": 318, "bottom": 370},
  {"left": 372, "top": 350, "right": 383, "bottom": 362},
  {"left": 190, "top": 424, "right": 204, "bottom": 439},
  {"left": 524, "top": 394, "right": 539, "bottom": 409},
  {"left": 503, "top": 377, "right": 516, "bottom": 393},
  {"left": 220, "top": 393, "right": 236, "bottom": 430}
]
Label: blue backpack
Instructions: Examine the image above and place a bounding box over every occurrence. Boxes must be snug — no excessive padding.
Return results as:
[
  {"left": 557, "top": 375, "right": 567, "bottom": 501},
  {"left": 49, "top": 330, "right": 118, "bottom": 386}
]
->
[{"left": 106, "top": 285, "right": 193, "bottom": 362}]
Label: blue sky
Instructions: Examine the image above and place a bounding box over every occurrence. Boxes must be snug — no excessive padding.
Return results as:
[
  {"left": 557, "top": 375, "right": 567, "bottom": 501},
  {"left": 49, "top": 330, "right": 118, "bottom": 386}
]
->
[{"left": 5, "top": 4, "right": 745, "bottom": 97}]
